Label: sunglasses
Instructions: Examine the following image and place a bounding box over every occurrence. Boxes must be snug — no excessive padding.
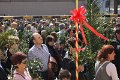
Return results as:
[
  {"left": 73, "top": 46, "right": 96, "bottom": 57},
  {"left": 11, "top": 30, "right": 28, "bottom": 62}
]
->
[{"left": 21, "top": 60, "right": 27, "bottom": 64}]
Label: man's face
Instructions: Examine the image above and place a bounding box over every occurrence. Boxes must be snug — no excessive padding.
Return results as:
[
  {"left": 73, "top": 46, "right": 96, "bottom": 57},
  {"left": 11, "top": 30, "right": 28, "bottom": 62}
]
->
[
  {"left": 33, "top": 34, "right": 43, "bottom": 45},
  {"left": 0, "top": 50, "right": 4, "bottom": 60},
  {"left": 116, "top": 32, "right": 120, "bottom": 40},
  {"left": 0, "top": 25, "right": 4, "bottom": 30},
  {"left": 11, "top": 22, "right": 17, "bottom": 29}
]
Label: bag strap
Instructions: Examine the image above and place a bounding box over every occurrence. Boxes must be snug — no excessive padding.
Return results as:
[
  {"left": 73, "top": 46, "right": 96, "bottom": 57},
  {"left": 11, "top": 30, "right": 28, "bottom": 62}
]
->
[
  {"left": 96, "top": 61, "right": 110, "bottom": 75},
  {"left": 15, "top": 73, "right": 25, "bottom": 79}
]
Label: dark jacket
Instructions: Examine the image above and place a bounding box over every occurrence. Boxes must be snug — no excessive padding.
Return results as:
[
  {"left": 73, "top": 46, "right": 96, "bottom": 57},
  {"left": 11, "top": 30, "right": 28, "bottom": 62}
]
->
[
  {"left": 1, "top": 50, "right": 12, "bottom": 75},
  {"left": 0, "top": 67, "right": 8, "bottom": 80},
  {"left": 111, "top": 39, "right": 120, "bottom": 78}
]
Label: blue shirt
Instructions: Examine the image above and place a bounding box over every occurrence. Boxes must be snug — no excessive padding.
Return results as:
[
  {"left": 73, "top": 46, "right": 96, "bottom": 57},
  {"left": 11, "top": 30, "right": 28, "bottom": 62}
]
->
[{"left": 28, "top": 44, "right": 50, "bottom": 71}]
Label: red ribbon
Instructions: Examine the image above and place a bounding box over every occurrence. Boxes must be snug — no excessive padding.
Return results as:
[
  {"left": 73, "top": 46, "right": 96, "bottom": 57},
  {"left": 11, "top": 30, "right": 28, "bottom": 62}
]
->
[
  {"left": 70, "top": 6, "right": 86, "bottom": 23},
  {"left": 70, "top": 6, "right": 108, "bottom": 48}
]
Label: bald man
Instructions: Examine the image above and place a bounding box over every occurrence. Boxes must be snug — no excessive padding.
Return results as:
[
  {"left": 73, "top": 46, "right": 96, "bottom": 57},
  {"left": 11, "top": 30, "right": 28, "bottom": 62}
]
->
[{"left": 28, "top": 33, "right": 50, "bottom": 80}]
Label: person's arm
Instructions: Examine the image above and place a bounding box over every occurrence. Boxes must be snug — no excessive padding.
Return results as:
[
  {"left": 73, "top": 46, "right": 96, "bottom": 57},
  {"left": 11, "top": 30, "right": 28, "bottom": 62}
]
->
[
  {"left": 106, "top": 63, "right": 119, "bottom": 80},
  {"left": 28, "top": 49, "right": 34, "bottom": 60},
  {"left": 95, "top": 61, "right": 100, "bottom": 73}
]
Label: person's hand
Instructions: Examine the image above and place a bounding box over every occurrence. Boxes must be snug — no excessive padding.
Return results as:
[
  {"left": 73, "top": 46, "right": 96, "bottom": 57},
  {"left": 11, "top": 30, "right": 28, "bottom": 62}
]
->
[
  {"left": 33, "top": 78, "right": 39, "bottom": 80},
  {"left": 78, "top": 65, "right": 84, "bottom": 72}
]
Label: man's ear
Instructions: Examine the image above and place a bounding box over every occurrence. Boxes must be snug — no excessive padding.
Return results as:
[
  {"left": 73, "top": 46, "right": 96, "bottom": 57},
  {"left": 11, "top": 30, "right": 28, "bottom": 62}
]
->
[{"left": 33, "top": 39, "right": 35, "bottom": 44}]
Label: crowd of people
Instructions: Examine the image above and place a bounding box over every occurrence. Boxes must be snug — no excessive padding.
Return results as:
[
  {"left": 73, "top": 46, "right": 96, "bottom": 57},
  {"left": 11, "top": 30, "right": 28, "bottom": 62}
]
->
[{"left": 0, "top": 17, "right": 120, "bottom": 80}]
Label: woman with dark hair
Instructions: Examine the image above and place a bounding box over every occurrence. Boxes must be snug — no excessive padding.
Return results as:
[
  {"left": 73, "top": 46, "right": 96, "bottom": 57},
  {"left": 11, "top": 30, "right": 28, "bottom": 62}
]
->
[
  {"left": 11, "top": 52, "right": 32, "bottom": 80},
  {"left": 94, "top": 45, "right": 119, "bottom": 80},
  {"left": 50, "top": 31, "right": 58, "bottom": 42},
  {"left": 45, "top": 35, "right": 62, "bottom": 79}
]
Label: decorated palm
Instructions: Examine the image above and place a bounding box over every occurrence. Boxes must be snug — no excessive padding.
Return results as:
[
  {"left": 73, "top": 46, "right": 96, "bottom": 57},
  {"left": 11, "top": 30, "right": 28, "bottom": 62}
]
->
[
  {"left": 28, "top": 57, "right": 43, "bottom": 79},
  {"left": 78, "top": 0, "right": 115, "bottom": 79},
  {"left": 0, "top": 30, "right": 13, "bottom": 51}
]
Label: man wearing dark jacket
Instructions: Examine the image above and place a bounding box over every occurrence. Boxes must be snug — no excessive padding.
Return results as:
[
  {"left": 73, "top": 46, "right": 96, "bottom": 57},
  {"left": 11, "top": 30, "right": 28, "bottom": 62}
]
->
[
  {"left": 0, "top": 50, "right": 8, "bottom": 80},
  {"left": 111, "top": 25, "right": 120, "bottom": 78}
]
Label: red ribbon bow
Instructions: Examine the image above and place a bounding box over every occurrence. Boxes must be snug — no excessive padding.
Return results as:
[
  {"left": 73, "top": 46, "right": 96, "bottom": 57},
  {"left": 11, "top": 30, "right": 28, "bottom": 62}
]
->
[{"left": 70, "top": 6, "right": 108, "bottom": 46}]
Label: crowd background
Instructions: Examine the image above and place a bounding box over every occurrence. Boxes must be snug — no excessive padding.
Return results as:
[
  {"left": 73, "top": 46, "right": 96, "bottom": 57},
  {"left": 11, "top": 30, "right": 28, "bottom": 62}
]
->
[
  {"left": 0, "top": 1, "right": 120, "bottom": 79},
  {"left": 0, "top": 15, "right": 119, "bottom": 80}
]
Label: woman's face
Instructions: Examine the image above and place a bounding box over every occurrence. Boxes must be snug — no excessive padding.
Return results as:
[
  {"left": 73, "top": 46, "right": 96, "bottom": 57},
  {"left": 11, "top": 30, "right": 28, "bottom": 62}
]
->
[
  {"left": 48, "top": 40, "right": 54, "bottom": 46},
  {"left": 0, "top": 51, "right": 5, "bottom": 60},
  {"left": 10, "top": 42, "right": 19, "bottom": 54},
  {"left": 116, "top": 32, "right": 120, "bottom": 40},
  {"left": 17, "top": 59, "right": 27, "bottom": 69},
  {"left": 108, "top": 51, "right": 115, "bottom": 61},
  {"left": 11, "top": 43, "right": 19, "bottom": 49}
]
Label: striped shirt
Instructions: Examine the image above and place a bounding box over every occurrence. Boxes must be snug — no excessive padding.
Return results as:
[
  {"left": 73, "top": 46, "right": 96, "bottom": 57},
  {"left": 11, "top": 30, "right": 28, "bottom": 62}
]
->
[{"left": 28, "top": 44, "right": 50, "bottom": 71}]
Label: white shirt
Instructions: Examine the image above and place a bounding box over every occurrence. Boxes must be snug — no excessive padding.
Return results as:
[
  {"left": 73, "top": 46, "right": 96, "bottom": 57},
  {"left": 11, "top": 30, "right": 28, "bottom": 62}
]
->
[
  {"left": 13, "top": 69, "right": 32, "bottom": 80},
  {"left": 0, "top": 61, "right": 3, "bottom": 69},
  {"left": 95, "top": 61, "right": 119, "bottom": 80}
]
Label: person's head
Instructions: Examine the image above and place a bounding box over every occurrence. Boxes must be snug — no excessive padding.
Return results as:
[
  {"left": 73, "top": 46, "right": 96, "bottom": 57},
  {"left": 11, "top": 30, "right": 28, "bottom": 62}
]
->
[
  {"left": 26, "top": 24, "right": 31, "bottom": 30},
  {"left": 115, "top": 25, "right": 120, "bottom": 40},
  {"left": 0, "top": 50, "right": 5, "bottom": 60},
  {"left": 41, "top": 30, "right": 47, "bottom": 37},
  {"left": 50, "top": 31, "right": 58, "bottom": 42},
  {"left": 59, "top": 69, "right": 71, "bottom": 80},
  {"left": 45, "top": 35, "right": 54, "bottom": 46},
  {"left": 67, "top": 37, "right": 76, "bottom": 48},
  {"left": 32, "top": 33, "right": 43, "bottom": 45},
  {"left": 40, "top": 30, "right": 47, "bottom": 44},
  {"left": 97, "top": 45, "right": 115, "bottom": 61},
  {"left": 0, "top": 22, "right": 4, "bottom": 32},
  {"left": 115, "top": 24, "right": 120, "bottom": 29},
  {"left": 66, "top": 28, "right": 75, "bottom": 37},
  {"left": 59, "top": 23, "right": 65, "bottom": 30},
  {"left": 32, "top": 22, "right": 38, "bottom": 27},
  {"left": 7, "top": 36, "right": 19, "bottom": 52},
  {"left": 11, "top": 22, "right": 18, "bottom": 29},
  {"left": 11, "top": 52, "right": 27, "bottom": 69}
]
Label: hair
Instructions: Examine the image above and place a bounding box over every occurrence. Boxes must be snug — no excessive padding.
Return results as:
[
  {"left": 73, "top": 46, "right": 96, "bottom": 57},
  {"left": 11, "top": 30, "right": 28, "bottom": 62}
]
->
[
  {"left": 97, "top": 45, "right": 114, "bottom": 61},
  {"left": 7, "top": 35, "right": 19, "bottom": 48},
  {"left": 11, "top": 22, "right": 18, "bottom": 28},
  {"left": 67, "top": 37, "right": 76, "bottom": 48},
  {"left": 31, "top": 33, "right": 40, "bottom": 41},
  {"left": 11, "top": 52, "right": 27, "bottom": 65},
  {"left": 45, "top": 35, "right": 54, "bottom": 46},
  {"left": 116, "top": 24, "right": 120, "bottom": 28},
  {"left": 66, "top": 28, "right": 75, "bottom": 34},
  {"left": 32, "top": 22, "right": 37, "bottom": 26},
  {"left": 115, "top": 24, "right": 120, "bottom": 34},
  {"left": 59, "top": 23, "right": 65, "bottom": 30},
  {"left": 59, "top": 69, "right": 71, "bottom": 80},
  {"left": 50, "top": 31, "right": 58, "bottom": 42},
  {"left": 115, "top": 29, "right": 120, "bottom": 34}
]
